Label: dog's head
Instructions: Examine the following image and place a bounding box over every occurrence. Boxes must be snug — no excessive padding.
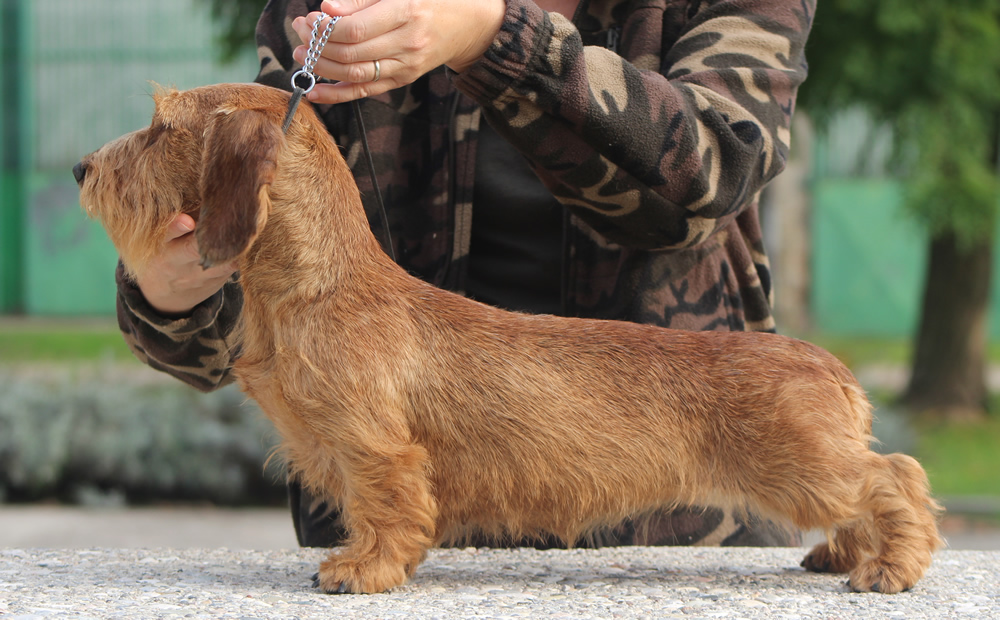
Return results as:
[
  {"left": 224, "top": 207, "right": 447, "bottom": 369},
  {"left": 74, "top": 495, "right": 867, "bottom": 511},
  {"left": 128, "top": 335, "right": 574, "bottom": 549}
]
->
[{"left": 76, "top": 83, "right": 320, "bottom": 279}]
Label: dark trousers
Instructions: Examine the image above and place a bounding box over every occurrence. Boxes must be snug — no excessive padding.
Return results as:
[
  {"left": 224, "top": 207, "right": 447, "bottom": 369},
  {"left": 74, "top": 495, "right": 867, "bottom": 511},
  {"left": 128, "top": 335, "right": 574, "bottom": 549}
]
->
[{"left": 287, "top": 480, "right": 801, "bottom": 549}]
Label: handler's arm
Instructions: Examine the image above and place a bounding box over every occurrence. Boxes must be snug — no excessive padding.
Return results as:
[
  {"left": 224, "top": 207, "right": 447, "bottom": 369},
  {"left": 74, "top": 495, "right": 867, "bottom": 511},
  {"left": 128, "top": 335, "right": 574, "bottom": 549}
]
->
[
  {"left": 117, "top": 264, "right": 241, "bottom": 392},
  {"left": 455, "top": 0, "right": 813, "bottom": 251},
  {"left": 115, "top": 214, "right": 242, "bottom": 392}
]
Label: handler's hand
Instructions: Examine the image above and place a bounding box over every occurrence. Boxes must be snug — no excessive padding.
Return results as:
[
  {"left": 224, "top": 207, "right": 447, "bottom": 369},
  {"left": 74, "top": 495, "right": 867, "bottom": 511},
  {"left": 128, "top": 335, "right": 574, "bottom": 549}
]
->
[
  {"left": 135, "top": 213, "right": 238, "bottom": 317},
  {"left": 292, "top": 0, "right": 505, "bottom": 105}
]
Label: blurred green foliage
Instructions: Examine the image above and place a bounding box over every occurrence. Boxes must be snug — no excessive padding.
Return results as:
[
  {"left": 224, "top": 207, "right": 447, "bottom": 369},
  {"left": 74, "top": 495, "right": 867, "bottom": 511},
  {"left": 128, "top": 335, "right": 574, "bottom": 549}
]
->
[
  {"left": 204, "top": 0, "right": 270, "bottom": 63},
  {"left": 800, "top": 0, "right": 1000, "bottom": 247}
]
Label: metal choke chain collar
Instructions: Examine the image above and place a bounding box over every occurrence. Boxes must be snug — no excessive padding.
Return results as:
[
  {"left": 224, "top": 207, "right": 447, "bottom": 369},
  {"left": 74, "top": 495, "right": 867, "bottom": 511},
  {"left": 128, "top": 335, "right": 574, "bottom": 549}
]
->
[
  {"left": 282, "top": 13, "right": 340, "bottom": 133},
  {"left": 279, "top": 12, "right": 395, "bottom": 262}
]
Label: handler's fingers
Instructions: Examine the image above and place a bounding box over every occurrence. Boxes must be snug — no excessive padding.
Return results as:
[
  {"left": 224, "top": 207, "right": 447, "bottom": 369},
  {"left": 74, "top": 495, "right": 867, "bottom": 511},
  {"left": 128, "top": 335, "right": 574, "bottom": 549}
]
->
[
  {"left": 319, "top": 0, "right": 378, "bottom": 17},
  {"left": 165, "top": 214, "right": 207, "bottom": 265},
  {"left": 305, "top": 78, "right": 398, "bottom": 105},
  {"left": 165, "top": 213, "right": 196, "bottom": 241},
  {"left": 292, "top": 43, "right": 396, "bottom": 85},
  {"left": 163, "top": 213, "right": 238, "bottom": 275},
  {"left": 165, "top": 215, "right": 202, "bottom": 261},
  {"left": 318, "top": 0, "right": 385, "bottom": 23},
  {"left": 290, "top": 0, "right": 503, "bottom": 102},
  {"left": 294, "top": 3, "right": 400, "bottom": 49}
]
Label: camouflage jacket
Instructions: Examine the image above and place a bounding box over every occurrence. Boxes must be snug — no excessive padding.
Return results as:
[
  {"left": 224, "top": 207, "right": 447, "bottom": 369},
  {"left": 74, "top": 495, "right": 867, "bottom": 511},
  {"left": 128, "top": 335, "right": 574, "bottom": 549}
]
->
[{"left": 117, "top": 0, "right": 814, "bottom": 391}]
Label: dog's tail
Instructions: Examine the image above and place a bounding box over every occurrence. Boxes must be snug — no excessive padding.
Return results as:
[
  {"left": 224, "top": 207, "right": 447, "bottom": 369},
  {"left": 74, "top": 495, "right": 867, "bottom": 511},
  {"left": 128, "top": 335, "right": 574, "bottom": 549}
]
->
[{"left": 876, "top": 452, "right": 945, "bottom": 550}]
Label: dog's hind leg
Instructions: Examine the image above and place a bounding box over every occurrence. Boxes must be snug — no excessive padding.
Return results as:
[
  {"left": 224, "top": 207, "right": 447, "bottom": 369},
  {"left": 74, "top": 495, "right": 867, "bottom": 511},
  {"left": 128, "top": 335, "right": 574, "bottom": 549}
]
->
[
  {"left": 797, "top": 452, "right": 941, "bottom": 593},
  {"left": 731, "top": 432, "right": 940, "bottom": 593},
  {"left": 839, "top": 453, "right": 943, "bottom": 593},
  {"left": 315, "top": 439, "right": 438, "bottom": 594}
]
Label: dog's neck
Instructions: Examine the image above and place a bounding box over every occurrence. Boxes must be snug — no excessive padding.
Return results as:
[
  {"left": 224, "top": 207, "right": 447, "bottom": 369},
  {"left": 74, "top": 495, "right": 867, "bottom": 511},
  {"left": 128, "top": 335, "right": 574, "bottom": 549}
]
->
[{"left": 237, "top": 145, "right": 398, "bottom": 307}]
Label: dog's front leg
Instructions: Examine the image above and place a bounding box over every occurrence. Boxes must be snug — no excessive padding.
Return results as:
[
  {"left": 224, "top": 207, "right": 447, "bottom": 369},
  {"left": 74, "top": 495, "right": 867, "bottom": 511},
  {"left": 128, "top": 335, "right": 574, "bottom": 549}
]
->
[{"left": 316, "top": 439, "right": 438, "bottom": 594}]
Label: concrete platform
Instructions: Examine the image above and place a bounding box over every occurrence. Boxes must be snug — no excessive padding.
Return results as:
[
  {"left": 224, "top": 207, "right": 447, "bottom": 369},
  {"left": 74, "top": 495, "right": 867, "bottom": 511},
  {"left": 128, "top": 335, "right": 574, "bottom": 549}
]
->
[
  {"left": 2, "top": 507, "right": 998, "bottom": 618},
  {"left": 1, "top": 547, "right": 997, "bottom": 619}
]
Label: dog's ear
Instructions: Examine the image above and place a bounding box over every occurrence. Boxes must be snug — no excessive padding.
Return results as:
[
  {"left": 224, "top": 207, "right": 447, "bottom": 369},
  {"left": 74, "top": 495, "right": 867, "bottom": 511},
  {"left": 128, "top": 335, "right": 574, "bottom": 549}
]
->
[{"left": 197, "top": 107, "right": 282, "bottom": 267}]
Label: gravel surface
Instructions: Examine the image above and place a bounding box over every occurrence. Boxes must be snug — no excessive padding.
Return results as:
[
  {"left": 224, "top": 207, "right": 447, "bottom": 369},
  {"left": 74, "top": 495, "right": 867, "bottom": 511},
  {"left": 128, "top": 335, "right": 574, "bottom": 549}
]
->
[{"left": 1, "top": 547, "right": 996, "bottom": 619}]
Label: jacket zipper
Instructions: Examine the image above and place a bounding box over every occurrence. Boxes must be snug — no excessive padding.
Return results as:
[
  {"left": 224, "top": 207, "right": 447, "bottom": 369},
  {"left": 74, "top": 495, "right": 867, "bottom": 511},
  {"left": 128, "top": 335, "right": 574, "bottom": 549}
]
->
[
  {"left": 605, "top": 26, "right": 621, "bottom": 53},
  {"left": 444, "top": 89, "right": 463, "bottom": 290}
]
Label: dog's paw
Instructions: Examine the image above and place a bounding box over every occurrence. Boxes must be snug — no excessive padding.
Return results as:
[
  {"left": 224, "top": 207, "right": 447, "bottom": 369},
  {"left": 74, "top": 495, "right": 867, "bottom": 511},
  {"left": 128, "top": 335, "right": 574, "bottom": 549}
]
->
[
  {"left": 848, "top": 559, "right": 916, "bottom": 594},
  {"left": 316, "top": 556, "right": 408, "bottom": 594},
  {"left": 801, "top": 542, "right": 856, "bottom": 574},
  {"left": 310, "top": 572, "right": 350, "bottom": 594},
  {"left": 315, "top": 561, "right": 362, "bottom": 594}
]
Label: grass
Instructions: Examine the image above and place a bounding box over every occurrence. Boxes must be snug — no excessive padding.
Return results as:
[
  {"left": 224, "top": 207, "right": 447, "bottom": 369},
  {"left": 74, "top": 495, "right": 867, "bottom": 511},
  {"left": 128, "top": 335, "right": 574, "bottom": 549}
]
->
[
  {"left": 804, "top": 332, "right": 1000, "bottom": 369},
  {"left": 0, "top": 319, "right": 136, "bottom": 363},
  {"left": 915, "top": 407, "right": 1000, "bottom": 498},
  {"left": 804, "top": 334, "right": 914, "bottom": 367}
]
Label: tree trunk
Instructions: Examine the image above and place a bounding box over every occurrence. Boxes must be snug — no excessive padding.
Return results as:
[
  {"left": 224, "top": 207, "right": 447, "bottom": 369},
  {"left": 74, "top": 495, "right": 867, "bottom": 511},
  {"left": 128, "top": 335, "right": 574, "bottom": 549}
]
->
[{"left": 900, "top": 231, "right": 992, "bottom": 421}]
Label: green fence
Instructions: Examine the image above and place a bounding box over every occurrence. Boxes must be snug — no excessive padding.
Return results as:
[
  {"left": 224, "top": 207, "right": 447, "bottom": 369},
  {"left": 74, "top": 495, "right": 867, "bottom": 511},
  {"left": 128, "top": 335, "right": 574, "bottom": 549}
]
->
[
  {"left": 0, "top": 0, "right": 257, "bottom": 314},
  {"left": 1, "top": 0, "right": 26, "bottom": 312},
  {"left": 811, "top": 179, "right": 926, "bottom": 337}
]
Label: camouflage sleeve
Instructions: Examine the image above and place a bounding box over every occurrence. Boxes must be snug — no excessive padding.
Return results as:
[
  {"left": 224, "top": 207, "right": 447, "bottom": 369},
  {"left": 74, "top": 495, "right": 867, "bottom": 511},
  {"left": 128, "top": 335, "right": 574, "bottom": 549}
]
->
[
  {"left": 115, "top": 262, "right": 242, "bottom": 392},
  {"left": 453, "top": 0, "right": 814, "bottom": 251},
  {"left": 254, "top": 0, "right": 311, "bottom": 92}
]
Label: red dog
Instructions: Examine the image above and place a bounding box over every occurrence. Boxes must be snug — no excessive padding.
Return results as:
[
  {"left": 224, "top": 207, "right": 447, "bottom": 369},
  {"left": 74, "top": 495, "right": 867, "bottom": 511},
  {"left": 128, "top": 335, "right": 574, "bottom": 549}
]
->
[{"left": 77, "top": 83, "right": 942, "bottom": 594}]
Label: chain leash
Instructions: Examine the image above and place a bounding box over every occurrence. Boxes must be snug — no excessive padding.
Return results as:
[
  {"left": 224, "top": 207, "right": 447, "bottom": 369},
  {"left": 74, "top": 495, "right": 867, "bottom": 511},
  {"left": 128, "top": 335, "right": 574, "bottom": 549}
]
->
[
  {"left": 282, "top": 13, "right": 339, "bottom": 133},
  {"left": 279, "top": 13, "right": 395, "bottom": 262}
]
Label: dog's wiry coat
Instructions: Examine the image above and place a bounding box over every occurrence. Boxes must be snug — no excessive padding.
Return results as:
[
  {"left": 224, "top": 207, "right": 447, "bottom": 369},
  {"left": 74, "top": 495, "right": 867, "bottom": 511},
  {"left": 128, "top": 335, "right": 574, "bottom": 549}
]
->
[{"left": 78, "top": 83, "right": 942, "bottom": 594}]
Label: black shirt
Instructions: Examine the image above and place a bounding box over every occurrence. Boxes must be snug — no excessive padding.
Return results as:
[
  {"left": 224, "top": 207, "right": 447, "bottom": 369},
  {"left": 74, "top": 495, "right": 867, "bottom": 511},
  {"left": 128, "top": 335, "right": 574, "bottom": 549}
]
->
[{"left": 466, "top": 120, "right": 563, "bottom": 315}]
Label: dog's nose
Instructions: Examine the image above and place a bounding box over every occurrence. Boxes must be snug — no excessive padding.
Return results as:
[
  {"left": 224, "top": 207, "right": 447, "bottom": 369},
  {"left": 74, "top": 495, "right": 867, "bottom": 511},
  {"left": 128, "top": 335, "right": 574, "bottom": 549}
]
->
[{"left": 72, "top": 161, "right": 88, "bottom": 185}]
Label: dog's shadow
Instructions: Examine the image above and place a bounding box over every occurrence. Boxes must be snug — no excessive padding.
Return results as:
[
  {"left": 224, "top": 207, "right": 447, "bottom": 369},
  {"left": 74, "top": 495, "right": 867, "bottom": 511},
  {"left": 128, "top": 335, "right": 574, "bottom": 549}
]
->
[
  {"left": 394, "top": 548, "right": 824, "bottom": 596},
  {"left": 49, "top": 548, "right": 829, "bottom": 599}
]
